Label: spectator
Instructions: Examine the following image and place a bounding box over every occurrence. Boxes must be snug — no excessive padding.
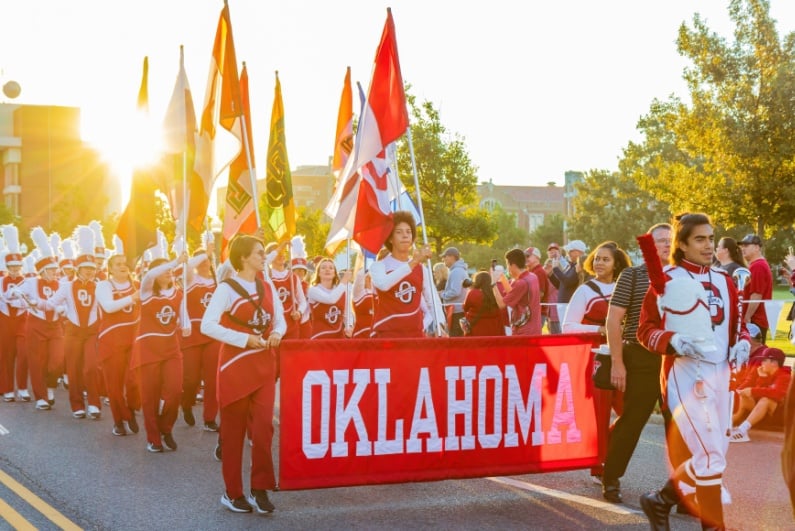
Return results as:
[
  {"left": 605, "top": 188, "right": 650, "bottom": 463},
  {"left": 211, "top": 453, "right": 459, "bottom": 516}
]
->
[
  {"left": 602, "top": 223, "right": 671, "bottom": 504},
  {"left": 715, "top": 236, "right": 746, "bottom": 279},
  {"left": 432, "top": 262, "right": 448, "bottom": 292},
  {"left": 439, "top": 247, "right": 469, "bottom": 337},
  {"left": 543, "top": 258, "right": 561, "bottom": 334},
  {"left": 525, "top": 247, "right": 549, "bottom": 332},
  {"left": 492, "top": 248, "right": 542, "bottom": 336},
  {"left": 550, "top": 239, "right": 587, "bottom": 303},
  {"left": 562, "top": 241, "right": 631, "bottom": 484},
  {"left": 731, "top": 323, "right": 768, "bottom": 388},
  {"left": 462, "top": 271, "right": 505, "bottom": 337},
  {"left": 738, "top": 234, "right": 773, "bottom": 342},
  {"left": 731, "top": 347, "right": 791, "bottom": 442}
]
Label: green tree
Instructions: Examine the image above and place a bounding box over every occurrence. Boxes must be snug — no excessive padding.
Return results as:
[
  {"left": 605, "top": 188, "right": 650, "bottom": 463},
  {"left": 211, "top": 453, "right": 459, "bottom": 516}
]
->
[
  {"left": 395, "top": 92, "right": 495, "bottom": 255},
  {"left": 461, "top": 205, "right": 530, "bottom": 270},
  {"left": 568, "top": 170, "right": 672, "bottom": 252},
  {"left": 626, "top": 0, "right": 795, "bottom": 236},
  {"left": 529, "top": 213, "right": 564, "bottom": 251}
]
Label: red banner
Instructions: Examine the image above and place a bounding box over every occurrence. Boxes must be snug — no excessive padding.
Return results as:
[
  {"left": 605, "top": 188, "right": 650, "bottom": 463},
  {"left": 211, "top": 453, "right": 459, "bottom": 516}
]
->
[{"left": 279, "top": 334, "right": 600, "bottom": 490}]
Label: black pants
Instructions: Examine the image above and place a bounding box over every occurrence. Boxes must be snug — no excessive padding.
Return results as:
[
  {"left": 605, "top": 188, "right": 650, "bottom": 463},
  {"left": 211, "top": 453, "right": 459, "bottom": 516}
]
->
[{"left": 603, "top": 342, "right": 662, "bottom": 484}]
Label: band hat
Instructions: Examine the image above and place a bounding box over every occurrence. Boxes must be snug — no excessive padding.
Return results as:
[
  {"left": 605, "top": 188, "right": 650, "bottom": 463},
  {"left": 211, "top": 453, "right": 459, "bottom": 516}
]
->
[
  {"left": 1, "top": 225, "right": 22, "bottom": 266},
  {"left": 291, "top": 257, "right": 309, "bottom": 270},
  {"left": 74, "top": 225, "right": 98, "bottom": 269},
  {"left": 564, "top": 240, "right": 587, "bottom": 253},
  {"left": 440, "top": 247, "right": 460, "bottom": 259},
  {"left": 524, "top": 247, "right": 541, "bottom": 259},
  {"left": 547, "top": 243, "right": 560, "bottom": 251},
  {"left": 760, "top": 347, "right": 785, "bottom": 365},
  {"left": 31, "top": 227, "right": 58, "bottom": 273},
  {"left": 22, "top": 255, "right": 37, "bottom": 277},
  {"left": 89, "top": 220, "right": 106, "bottom": 258},
  {"left": 738, "top": 233, "right": 762, "bottom": 246},
  {"left": 59, "top": 238, "right": 76, "bottom": 269}
]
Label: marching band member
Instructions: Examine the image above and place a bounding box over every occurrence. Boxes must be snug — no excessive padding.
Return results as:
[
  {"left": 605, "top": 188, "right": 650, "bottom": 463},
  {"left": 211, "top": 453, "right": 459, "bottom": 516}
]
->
[
  {"left": 289, "top": 240, "right": 312, "bottom": 339},
  {"left": 44, "top": 226, "right": 102, "bottom": 419},
  {"left": 0, "top": 225, "right": 30, "bottom": 402},
  {"left": 265, "top": 238, "right": 306, "bottom": 340},
  {"left": 307, "top": 257, "right": 352, "bottom": 339},
  {"left": 201, "top": 234, "right": 285, "bottom": 514},
  {"left": 131, "top": 232, "right": 187, "bottom": 453},
  {"left": 369, "top": 210, "right": 442, "bottom": 338},
  {"left": 96, "top": 236, "right": 141, "bottom": 436},
  {"left": 18, "top": 228, "right": 64, "bottom": 411},
  {"left": 351, "top": 265, "right": 374, "bottom": 339},
  {"left": 180, "top": 231, "right": 221, "bottom": 432},
  {"left": 59, "top": 238, "right": 77, "bottom": 283}
]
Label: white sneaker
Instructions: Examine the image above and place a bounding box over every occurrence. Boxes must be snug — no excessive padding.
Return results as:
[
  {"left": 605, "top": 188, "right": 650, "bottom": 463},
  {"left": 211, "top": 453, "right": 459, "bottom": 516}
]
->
[
  {"left": 729, "top": 427, "right": 750, "bottom": 443},
  {"left": 3, "top": 392, "right": 15, "bottom": 403},
  {"left": 87, "top": 405, "right": 101, "bottom": 420},
  {"left": 17, "top": 390, "right": 31, "bottom": 402},
  {"left": 35, "top": 399, "right": 51, "bottom": 411},
  {"left": 72, "top": 409, "right": 86, "bottom": 419},
  {"left": 47, "top": 388, "right": 55, "bottom": 402}
]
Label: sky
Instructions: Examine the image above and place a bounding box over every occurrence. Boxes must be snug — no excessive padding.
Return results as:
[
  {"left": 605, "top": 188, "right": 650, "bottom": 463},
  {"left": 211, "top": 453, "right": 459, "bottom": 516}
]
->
[{"left": 3, "top": 0, "right": 795, "bottom": 205}]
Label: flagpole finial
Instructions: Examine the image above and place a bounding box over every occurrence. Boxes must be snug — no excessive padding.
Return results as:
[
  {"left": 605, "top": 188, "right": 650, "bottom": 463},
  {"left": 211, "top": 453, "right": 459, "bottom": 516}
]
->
[{"left": 242, "top": 60, "right": 246, "bottom": 68}]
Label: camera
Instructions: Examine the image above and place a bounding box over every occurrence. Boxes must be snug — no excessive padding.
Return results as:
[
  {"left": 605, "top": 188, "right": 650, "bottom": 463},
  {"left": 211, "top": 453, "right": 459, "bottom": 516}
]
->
[{"left": 462, "top": 278, "right": 473, "bottom": 288}]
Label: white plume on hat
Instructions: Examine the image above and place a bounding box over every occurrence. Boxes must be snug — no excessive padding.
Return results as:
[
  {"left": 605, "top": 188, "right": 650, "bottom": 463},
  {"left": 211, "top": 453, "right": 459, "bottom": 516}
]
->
[
  {"left": 2, "top": 225, "right": 21, "bottom": 255},
  {"left": 49, "top": 232, "right": 61, "bottom": 259},
  {"left": 74, "top": 225, "right": 97, "bottom": 268},
  {"left": 22, "top": 254, "right": 35, "bottom": 276},
  {"left": 31, "top": 227, "right": 55, "bottom": 259},
  {"left": 147, "top": 229, "right": 167, "bottom": 261},
  {"left": 61, "top": 238, "right": 76, "bottom": 261},
  {"left": 89, "top": 220, "right": 105, "bottom": 257},
  {"left": 291, "top": 235, "right": 307, "bottom": 260},
  {"left": 0, "top": 234, "right": 6, "bottom": 273},
  {"left": 111, "top": 235, "right": 124, "bottom": 257}
]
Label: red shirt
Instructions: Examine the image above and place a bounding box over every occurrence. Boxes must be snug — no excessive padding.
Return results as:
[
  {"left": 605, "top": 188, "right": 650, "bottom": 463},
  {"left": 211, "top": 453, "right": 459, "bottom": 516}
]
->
[{"left": 744, "top": 257, "right": 773, "bottom": 329}]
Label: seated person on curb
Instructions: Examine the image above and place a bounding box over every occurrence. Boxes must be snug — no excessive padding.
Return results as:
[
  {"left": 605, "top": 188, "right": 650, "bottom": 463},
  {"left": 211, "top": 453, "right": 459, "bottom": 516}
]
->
[
  {"left": 731, "top": 347, "right": 792, "bottom": 442},
  {"left": 731, "top": 323, "right": 768, "bottom": 389}
]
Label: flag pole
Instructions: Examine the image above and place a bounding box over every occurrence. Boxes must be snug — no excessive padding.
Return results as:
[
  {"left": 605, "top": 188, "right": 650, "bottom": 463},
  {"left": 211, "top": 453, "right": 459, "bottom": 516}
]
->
[
  {"left": 405, "top": 126, "right": 442, "bottom": 336},
  {"left": 240, "top": 61, "right": 261, "bottom": 229},
  {"left": 345, "top": 238, "right": 353, "bottom": 334}
]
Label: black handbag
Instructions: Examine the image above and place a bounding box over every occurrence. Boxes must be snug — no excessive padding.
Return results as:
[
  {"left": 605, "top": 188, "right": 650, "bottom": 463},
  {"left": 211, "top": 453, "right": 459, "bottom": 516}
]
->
[{"left": 592, "top": 352, "right": 615, "bottom": 390}]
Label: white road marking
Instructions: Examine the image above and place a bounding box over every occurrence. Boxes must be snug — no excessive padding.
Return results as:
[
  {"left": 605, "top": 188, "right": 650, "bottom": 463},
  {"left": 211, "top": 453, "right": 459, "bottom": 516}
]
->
[{"left": 488, "top": 476, "right": 643, "bottom": 515}]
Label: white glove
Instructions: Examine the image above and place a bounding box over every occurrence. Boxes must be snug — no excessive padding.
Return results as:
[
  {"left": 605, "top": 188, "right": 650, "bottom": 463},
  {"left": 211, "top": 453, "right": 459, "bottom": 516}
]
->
[
  {"left": 729, "top": 339, "right": 751, "bottom": 368},
  {"left": 670, "top": 333, "right": 705, "bottom": 360}
]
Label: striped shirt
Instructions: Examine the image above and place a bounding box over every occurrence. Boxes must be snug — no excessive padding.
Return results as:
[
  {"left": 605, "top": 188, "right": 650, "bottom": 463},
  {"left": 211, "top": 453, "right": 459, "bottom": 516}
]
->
[{"left": 609, "top": 264, "right": 649, "bottom": 343}]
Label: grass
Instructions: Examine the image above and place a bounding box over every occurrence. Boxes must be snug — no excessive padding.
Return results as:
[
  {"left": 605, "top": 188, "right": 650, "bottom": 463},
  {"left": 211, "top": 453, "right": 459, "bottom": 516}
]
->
[{"left": 766, "top": 285, "right": 794, "bottom": 358}]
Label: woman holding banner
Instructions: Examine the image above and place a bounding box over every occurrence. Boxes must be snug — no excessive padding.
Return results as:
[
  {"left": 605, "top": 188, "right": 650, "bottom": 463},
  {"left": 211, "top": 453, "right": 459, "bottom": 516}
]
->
[{"left": 201, "top": 235, "right": 285, "bottom": 515}]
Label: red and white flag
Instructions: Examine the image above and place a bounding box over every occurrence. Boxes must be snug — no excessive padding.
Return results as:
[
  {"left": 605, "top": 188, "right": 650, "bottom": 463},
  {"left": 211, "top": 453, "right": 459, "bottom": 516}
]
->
[
  {"left": 220, "top": 63, "right": 257, "bottom": 260},
  {"left": 327, "top": 9, "right": 409, "bottom": 255},
  {"left": 195, "top": 2, "right": 243, "bottom": 231}
]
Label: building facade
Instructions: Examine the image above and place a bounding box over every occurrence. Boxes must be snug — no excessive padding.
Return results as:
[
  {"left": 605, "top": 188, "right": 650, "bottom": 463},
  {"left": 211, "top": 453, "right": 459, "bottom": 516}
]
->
[
  {"left": 0, "top": 103, "right": 110, "bottom": 235},
  {"left": 477, "top": 178, "right": 565, "bottom": 233}
]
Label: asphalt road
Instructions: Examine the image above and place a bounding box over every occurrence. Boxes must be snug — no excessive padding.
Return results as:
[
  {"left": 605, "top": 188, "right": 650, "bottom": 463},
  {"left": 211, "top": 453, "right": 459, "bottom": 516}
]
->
[{"left": 0, "top": 385, "right": 792, "bottom": 531}]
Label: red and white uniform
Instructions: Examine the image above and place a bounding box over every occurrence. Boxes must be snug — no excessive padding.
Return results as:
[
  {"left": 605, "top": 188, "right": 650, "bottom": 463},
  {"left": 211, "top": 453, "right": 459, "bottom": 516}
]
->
[
  {"left": 562, "top": 279, "right": 624, "bottom": 476},
  {"left": 638, "top": 260, "right": 748, "bottom": 508},
  {"left": 351, "top": 270, "right": 374, "bottom": 339},
  {"left": 0, "top": 275, "right": 28, "bottom": 397},
  {"left": 201, "top": 276, "right": 285, "bottom": 500},
  {"left": 46, "top": 277, "right": 101, "bottom": 413},
  {"left": 270, "top": 268, "right": 307, "bottom": 340},
  {"left": 20, "top": 276, "right": 64, "bottom": 402},
  {"left": 131, "top": 259, "right": 184, "bottom": 447},
  {"left": 369, "top": 254, "right": 442, "bottom": 338},
  {"left": 179, "top": 256, "right": 220, "bottom": 424},
  {"left": 96, "top": 277, "right": 140, "bottom": 426},
  {"left": 307, "top": 283, "right": 348, "bottom": 339}
]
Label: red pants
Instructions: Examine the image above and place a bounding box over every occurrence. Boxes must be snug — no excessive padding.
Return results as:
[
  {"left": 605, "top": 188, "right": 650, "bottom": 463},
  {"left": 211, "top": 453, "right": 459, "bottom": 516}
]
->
[
  {"left": 26, "top": 318, "right": 64, "bottom": 401},
  {"left": 100, "top": 342, "right": 140, "bottom": 425},
  {"left": 64, "top": 322, "right": 100, "bottom": 412},
  {"left": 220, "top": 380, "right": 276, "bottom": 499},
  {"left": 0, "top": 312, "right": 27, "bottom": 395},
  {"left": 593, "top": 388, "right": 625, "bottom": 475},
  {"left": 181, "top": 341, "right": 220, "bottom": 423},
  {"left": 137, "top": 357, "right": 183, "bottom": 446}
]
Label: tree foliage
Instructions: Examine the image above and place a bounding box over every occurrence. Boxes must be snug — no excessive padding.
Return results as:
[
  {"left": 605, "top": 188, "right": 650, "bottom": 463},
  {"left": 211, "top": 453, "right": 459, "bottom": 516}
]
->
[
  {"left": 529, "top": 213, "right": 564, "bottom": 251},
  {"left": 624, "top": 0, "right": 795, "bottom": 236},
  {"left": 461, "top": 205, "right": 531, "bottom": 270},
  {"left": 395, "top": 92, "right": 495, "bottom": 255},
  {"left": 569, "top": 170, "right": 672, "bottom": 252}
]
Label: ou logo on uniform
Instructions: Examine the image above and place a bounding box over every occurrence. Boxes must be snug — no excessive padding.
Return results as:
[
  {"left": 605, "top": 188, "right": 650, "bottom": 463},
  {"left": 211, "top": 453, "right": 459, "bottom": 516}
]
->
[
  {"left": 394, "top": 281, "right": 416, "bottom": 304},
  {"left": 156, "top": 305, "right": 176, "bottom": 325},
  {"left": 77, "top": 289, "right": 93, "bottom": 307},
  {"left": 200, "top": 292, "right": 213, "bottom": 309},
  {"left": 325, "top": 306, "right": 341, "bottom": 324}
]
